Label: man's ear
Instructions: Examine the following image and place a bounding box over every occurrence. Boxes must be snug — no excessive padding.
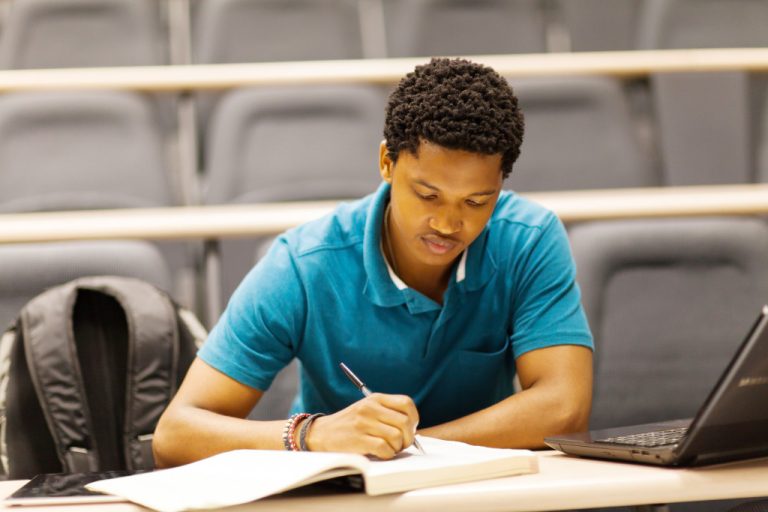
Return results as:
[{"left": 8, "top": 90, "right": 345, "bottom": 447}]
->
[{"left": 379, "top": 140, "right": 393, "bottom": 183}]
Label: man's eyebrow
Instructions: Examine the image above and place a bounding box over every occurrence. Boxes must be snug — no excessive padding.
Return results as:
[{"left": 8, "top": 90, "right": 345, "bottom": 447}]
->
[
  {"left": 413, "top": 179, "right": 497, "bottom": 196},
  {"left": 413, "top": 179, "right": 439, "bottom": 191}
]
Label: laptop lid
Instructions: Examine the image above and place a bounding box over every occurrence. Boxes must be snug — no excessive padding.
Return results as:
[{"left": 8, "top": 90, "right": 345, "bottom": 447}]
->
[
  {"left": 674, "top": 305, "right": 768, "bottom": 465},
  {"left": 546, "top": 306, "right": 768, "bottom": 466}
]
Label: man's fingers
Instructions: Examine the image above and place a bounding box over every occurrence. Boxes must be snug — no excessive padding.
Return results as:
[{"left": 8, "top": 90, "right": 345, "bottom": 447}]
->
[
  {"left": 361, "top": 422, "right": 404, "bottom": 457},
  {"left": 359, "top": 394, "right": 417, "bottom": 452},
  {"left": 367, "top": 393, "right": 420, "bottom": 429},
  {"left": 362, "top": 435, "right": 399, "bottom": 459}
]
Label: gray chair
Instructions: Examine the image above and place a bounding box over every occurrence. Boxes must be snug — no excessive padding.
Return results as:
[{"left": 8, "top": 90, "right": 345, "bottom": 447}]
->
[
  {"left": 383, "top": 0, "right": 548, "bottom": 58},
  {"left": 637, "top": 0, "right": 768, "bottom": 186},
  {"left": 637, "top": 0, "right": 768, "bottom": 51},
  {"left": 0, "top": 91, "right": 176, "bottom": 212},
  {"left": 0, "top": 240, "right": 172, "bottom": 331},
  {"left": 558, "top": 0, "right": 643, "bottom": 52},
  {"left": 0, "top": 0, "right": 167, "bottom": 68},
  {"left": 758, "top": 75, "right": 768, "bottom": 183},
  {"left": 569, "top": 217, "right": 768, "bottom": 431},
  {"left": 192, "top": 0, "right": 365, "bottom": 64},
  {"left": 508, "top": 76, "right": 658, "bottom": 192},
  {"left": 650, "top": 71, "right": 755, "bottom": 186},
  {"left": 204, "top": 85, "right": 385, "bottom": 205}
]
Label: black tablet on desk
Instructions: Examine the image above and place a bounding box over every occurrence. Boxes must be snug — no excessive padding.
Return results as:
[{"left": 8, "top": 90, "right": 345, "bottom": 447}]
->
[{"left": 5, "top": 471, "right": 144, "bottom": 506}]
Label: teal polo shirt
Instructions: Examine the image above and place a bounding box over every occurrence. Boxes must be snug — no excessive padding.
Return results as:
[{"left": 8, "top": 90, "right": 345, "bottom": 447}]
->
[{"left": 199, "top": 183, "right": 593, "bottom": 427}]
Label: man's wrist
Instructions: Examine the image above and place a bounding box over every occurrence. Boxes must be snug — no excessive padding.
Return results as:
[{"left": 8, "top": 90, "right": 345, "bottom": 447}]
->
[{"left": 304, "top": 414, "right": 326, "bottom": 452}]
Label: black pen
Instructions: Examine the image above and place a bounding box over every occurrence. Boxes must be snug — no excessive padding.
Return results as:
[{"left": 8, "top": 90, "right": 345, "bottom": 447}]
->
[{"left": 339, "top": 361, "right": 427, "bottom": 455}]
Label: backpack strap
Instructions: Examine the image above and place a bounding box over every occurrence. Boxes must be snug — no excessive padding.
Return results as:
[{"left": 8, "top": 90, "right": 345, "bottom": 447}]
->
[
  {"left": 20, "top": 281, "right": 98, "bottom": 472},
  {"left": 77, "top": 277, "right": 179, "bottom": 471},
  {"left": 0, "top": 326, "right": 18, "bottom": 475}
]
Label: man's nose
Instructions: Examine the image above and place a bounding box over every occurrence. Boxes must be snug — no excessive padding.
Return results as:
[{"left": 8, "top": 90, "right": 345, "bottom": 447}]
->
[{"left": 428, "top": 207, "right": 462, "bottom": 235}]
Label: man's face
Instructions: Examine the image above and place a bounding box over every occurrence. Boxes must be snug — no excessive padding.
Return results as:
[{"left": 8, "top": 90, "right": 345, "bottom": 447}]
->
[{"left": 379, "top": 139, "right": 503, "bottom": 275}]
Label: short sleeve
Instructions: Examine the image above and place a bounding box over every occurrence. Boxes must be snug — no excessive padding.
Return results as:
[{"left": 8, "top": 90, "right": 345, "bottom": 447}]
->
[
  {"left": 198, "top": 237, "right": 307, "bottom": 391},
  {"left": 509, "top": 214, "right": 594, "bottom": 358}
]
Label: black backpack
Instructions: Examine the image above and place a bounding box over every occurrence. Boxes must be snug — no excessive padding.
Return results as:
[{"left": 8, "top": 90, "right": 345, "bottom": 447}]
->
[{"left": 0, "top": 276, "right": 206, "bottom": 478}]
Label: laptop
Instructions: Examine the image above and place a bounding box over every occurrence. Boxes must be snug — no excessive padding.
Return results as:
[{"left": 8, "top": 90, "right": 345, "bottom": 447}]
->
[{"left": 545, "top": 305, "right": 768, "bottom": 467}]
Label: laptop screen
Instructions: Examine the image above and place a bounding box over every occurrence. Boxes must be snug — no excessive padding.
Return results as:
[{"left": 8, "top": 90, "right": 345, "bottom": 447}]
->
[{"left": 677, "top": 306, "right": 768, "bottom": 463}]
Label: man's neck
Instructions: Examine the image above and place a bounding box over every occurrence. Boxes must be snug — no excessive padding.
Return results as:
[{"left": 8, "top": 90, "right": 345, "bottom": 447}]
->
[
  {"left": 398, "top": 261, "right": 454, "bottom": 305},
  {"left": 382, "top": 207, "right": 458, "bottom": 304}
]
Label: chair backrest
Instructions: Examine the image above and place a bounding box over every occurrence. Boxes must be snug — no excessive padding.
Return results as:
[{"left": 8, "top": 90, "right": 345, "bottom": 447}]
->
[
  {"left": 0, "top": 240, "right": 173, "bottom": 331},
  {"left": 204, "top": 84, "right": 384, "bottom": 204},
  {"left": 383, "top": 0, "right": 548, "bottom": 58},
  {"left": 757, "top": 76, "right": 768, "bottom": 183},
  {"left": 192, "top": 0, "right": 364, "bottom": 64},
  {"left": 637, "top": 0, "right": 768, "bottom": 186},
  {"left": 0, "top": 91, "right": 176, "bottom": 212},
  {"left": 558, "top": 0, "right": 642, "bottom": 52},
  {"left": 570, "top": 217, "right": 768, "bottom": 430},
  {"left": 637, "top": 0, "right": 768, "bottom": 50},
  {"left": 508, "top": 76, "right": 657, "bottom": 192},
  {"left": 651, "top": 71, "right": 754, "bottom": 185},
  {"left": 0, "top": 0, "right": 167, "bottom": 68}
]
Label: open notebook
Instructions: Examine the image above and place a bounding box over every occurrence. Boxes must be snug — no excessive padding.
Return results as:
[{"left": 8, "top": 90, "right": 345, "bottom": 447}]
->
[{"left": 85, "top": 437, "right": 537, "bottom": 512}]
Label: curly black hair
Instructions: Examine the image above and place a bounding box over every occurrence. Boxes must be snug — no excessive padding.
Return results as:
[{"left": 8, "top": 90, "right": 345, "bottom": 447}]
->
[{"left": 384, "top": 58, "right": 524, "bottom": 179}]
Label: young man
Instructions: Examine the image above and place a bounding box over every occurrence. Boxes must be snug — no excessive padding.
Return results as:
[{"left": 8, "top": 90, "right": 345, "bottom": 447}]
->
[{"left": 153, "top": 58, "right": 594, "bottom": 467}]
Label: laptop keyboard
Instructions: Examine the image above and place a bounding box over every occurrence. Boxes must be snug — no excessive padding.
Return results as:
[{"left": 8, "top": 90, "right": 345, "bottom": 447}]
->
[{"left": 597, "top": 426, "right": 688, "bottom": 448}]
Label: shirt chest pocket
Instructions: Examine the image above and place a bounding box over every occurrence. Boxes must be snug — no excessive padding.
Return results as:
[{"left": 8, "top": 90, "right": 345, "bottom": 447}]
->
[{"left": 418, "top": 337, "right": 512, "bottom": 427}]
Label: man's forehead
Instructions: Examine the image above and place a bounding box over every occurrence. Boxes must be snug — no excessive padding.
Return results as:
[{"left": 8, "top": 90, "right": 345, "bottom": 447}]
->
[{"left": 399, "top": 147, "right": 503, "bottom": 193}]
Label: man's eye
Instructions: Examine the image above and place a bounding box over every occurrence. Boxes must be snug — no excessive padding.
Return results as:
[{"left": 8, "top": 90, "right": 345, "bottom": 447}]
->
[
  {"left": 466, "top": 200, "right": 486, "bottom": 208},
  {"left": 418, "top": 194, "right": 437, "bottom": 201}
]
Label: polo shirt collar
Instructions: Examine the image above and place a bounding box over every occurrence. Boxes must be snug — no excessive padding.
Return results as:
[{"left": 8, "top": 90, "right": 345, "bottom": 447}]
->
[
  {"left": 362, "top": 183, "right": 405, "bottom": 308},
  {"left": 460, "top": 226, "right": 497, "bottom": 293},
  {"left": 362, "top": 183, "right": 497, "bottom": 311}
]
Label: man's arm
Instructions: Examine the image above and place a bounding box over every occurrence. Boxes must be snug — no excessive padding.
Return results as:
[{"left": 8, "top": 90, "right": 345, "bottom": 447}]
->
[
  {"left": 418, "top": 344, "right": 593, "bottom": 449},
  {"left": 152, "top": 358, "right": 420, "bottom": 467},
  {"left": 153, "top": 358, "right": 276, "bottom": 467}
]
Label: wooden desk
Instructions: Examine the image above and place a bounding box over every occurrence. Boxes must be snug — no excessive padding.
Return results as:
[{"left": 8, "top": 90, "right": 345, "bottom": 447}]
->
[
  {"left": 0, "top": 184, "right": 767, "bottom": 244},
  {"left": 0, "top": 48, "right": 767, "bottom": 93},
  {"left": 1, "top": 451, "right": 767, "bottom": 511}
]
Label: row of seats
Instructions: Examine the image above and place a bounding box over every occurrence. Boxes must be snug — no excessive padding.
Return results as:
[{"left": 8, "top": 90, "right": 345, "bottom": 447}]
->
[
  {"left": 3, "top": 79, "right": 764, "bottom": 196},
  {"left": 3, "top": 214, "right": 766, "bottom": 433},
  {"left": 0, "top": 1, "right": 765, "bottom": 316},
  {"left": 2, "top": 75, "right": 767, "bottom": 315},
  {"left": 3, "top": 76, "right": 764, "bottom": 213},
  {"left": 1, "top": 0, "right": 767, "bottom": 69}
]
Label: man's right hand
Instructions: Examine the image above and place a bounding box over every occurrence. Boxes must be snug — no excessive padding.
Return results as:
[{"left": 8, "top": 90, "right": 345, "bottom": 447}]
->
[{"left": 305, "top": 393, "right": 420, "bottom": 459}]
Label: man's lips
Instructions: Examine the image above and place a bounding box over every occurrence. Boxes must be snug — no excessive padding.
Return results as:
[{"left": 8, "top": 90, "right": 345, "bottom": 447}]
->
[{"left": 422, "top": 234, "right": 459, "bottom": 255}]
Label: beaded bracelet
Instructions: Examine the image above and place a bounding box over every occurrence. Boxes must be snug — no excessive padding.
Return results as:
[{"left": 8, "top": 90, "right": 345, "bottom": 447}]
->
[
  {"left": 282, "top": 413, "right": 310, "bottom": 451},
  {"left": 298, "top": 413, "right": 325, "bottom": 452}
]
